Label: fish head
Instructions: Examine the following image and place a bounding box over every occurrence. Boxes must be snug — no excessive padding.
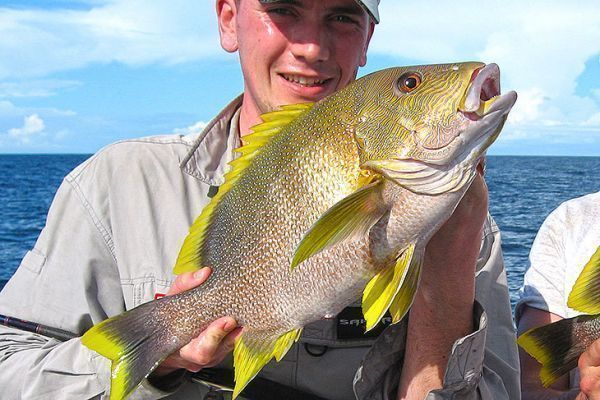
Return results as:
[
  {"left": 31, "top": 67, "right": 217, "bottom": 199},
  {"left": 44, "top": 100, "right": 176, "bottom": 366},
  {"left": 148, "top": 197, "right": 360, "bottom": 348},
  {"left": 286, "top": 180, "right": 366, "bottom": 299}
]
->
[{"left": 354, "top": 62, "right": 517, "bottom": 194}]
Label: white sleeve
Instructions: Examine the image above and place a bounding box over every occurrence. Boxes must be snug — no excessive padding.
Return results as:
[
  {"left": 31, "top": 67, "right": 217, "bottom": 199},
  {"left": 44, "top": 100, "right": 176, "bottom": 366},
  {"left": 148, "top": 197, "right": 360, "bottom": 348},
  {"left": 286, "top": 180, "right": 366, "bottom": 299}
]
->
[{"left": 515, "top": 204, "right": 569, "bottom": 322}]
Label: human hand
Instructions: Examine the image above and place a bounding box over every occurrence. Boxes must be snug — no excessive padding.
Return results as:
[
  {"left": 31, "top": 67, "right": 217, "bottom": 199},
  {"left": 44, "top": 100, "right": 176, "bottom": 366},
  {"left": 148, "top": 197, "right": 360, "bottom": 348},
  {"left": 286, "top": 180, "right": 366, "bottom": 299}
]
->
[
  {"left": 577, "top": 339, "right": 600, "bottom": 400},
  {"left": 151, "top": 268, "right": 242, "bottom": 377}
]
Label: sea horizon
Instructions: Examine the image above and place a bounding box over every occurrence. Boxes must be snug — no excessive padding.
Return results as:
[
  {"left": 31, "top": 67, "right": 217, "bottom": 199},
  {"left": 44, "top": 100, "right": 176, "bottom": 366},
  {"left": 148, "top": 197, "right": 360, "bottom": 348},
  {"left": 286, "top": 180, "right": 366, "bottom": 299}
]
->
[{"left": 1, "top": 154, "right": 600, "bottom": 312}]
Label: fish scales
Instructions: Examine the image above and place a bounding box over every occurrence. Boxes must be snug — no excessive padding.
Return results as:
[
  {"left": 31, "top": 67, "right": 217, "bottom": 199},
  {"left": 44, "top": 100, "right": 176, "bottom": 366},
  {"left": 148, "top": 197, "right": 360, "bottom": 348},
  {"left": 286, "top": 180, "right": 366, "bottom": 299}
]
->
[{"left": 81, "top": 62, "right": 517, "bottom": 400}]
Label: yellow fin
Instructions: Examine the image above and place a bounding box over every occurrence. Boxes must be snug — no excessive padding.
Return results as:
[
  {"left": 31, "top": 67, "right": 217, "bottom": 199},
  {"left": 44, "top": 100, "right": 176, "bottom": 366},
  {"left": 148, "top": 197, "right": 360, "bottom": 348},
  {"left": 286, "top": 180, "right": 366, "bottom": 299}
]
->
[
  {"left": 517, "top": 315, "right": 599, "bottom": 387},
  {"left": 568, "top": 246, "right": 600, "bottom": 313},
  {"left": 291, "top": 180, "right": 386, "bottom": 270},
  {"left": 233, "top": 328, "right": 302, "bottom": 399},
  {"left": 389, "top": 249, "right": 423, "bottom": 323},
  {"left": 173, "top": 103, "right": 314, "bottom": 275},
  {"left": 362, "top": 244, "right": 416, "bottom": 331}
]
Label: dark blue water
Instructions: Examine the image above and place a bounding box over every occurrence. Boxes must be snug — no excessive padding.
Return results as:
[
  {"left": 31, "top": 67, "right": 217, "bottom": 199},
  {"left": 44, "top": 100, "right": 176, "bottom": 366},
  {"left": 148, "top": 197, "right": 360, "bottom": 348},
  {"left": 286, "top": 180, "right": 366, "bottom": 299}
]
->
[{"left": 1, "top": 155, "right": 599, "bottom": 311}]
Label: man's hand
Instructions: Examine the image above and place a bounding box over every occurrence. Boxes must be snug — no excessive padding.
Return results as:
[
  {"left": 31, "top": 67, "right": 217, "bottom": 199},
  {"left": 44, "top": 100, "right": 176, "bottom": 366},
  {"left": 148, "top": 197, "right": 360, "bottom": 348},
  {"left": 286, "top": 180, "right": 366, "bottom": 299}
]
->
[
  {"left": 577, "top": 339, "right": 600, "bottom": 400},
  {"left": 151, "top": 268, "right": 242, "bottom": 378}
]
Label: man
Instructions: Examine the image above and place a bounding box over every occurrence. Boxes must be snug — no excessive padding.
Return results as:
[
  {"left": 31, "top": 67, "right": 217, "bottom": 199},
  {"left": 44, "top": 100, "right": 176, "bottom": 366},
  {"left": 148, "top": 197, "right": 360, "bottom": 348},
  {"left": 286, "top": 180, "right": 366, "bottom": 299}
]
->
[{"left": 0, "top": 1, "right": 519, "bottom": 399}]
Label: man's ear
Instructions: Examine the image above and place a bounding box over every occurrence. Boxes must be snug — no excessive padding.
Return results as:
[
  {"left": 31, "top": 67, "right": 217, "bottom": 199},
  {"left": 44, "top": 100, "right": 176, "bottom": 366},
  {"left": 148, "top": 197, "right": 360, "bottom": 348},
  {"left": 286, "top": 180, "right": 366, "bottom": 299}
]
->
[
  {"left": 359, "top": 21, "right": 376, "bottom": 67},
  {"left": 216, "top": 0, "right": 238, "bottom": 52}
]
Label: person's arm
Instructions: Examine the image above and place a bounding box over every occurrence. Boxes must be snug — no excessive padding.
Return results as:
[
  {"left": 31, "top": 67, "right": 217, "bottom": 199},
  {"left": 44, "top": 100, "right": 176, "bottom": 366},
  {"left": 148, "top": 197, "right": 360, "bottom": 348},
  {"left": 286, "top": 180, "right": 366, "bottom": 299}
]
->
[
  {"left": 397, "top": 173, "right": 487, "bottom": 399},
  {"left": 0, "top": 177, "right": 237, "bottom": 399},
  {"left": 0, "top": 179, "right": 120, "bottom": 400}
]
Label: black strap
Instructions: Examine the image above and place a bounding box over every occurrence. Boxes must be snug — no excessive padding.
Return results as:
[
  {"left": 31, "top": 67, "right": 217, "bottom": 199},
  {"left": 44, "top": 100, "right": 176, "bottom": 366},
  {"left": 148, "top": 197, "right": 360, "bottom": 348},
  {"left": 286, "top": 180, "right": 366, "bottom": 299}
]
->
[{"left": 192, "top": 368, "right": 328, "bottom": 400}]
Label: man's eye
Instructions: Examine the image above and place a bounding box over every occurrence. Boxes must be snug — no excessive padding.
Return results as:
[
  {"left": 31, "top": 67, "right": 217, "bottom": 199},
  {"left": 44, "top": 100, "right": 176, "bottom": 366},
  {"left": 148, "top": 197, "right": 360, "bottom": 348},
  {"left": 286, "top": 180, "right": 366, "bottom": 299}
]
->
[
  {"left": 267, "top": 7, "right": 294, "bottom": 16},
  {"left": 332, "top": 15, "right": 356, "bottom": 24}
]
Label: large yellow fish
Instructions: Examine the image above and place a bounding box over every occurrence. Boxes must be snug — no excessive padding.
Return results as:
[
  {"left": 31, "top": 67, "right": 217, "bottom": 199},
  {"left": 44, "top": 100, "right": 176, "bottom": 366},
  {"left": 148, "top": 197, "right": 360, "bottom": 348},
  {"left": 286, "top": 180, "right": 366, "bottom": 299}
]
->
[{"left": 82, "top": 62, "right": 517, "bottom": 399}]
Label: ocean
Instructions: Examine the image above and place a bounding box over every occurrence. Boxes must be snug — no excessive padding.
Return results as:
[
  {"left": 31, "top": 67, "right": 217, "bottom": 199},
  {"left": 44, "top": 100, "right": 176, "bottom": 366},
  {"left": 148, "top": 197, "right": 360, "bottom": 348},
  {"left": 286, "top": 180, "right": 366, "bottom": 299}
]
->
[{"left": 1, "top": 154, "right": 599, "bottom": 311}]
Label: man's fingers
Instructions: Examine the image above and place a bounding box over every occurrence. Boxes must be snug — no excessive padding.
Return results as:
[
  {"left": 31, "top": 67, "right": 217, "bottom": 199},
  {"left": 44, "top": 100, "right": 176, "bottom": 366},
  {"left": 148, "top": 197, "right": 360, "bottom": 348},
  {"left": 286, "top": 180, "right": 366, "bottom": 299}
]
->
[
  {"left": 211, "top": 327, "right": 243, "bottom": 361},
  {"left": 580, "top": 340, "right": 600, "bottom": 369},
  {"left": 180, "top": 317, "right": 238, "bottom": 366},
  {"left": 167, "top": 267, "right": 212, "bottom": 295}
]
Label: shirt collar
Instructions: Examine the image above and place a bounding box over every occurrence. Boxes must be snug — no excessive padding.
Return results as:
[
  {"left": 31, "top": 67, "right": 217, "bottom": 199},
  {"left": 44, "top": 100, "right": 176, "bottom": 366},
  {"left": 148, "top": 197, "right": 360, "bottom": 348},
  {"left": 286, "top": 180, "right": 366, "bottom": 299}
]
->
[{"left": 180, "top": 95, "right": 243, "bottom": 185}]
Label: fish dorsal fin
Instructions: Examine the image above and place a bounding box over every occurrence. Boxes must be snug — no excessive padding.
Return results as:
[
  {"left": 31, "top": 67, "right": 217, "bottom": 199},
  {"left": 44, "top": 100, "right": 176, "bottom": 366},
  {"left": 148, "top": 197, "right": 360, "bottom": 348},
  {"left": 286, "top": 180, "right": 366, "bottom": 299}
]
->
[
  {"left": 364, "top": 157, "right": 475, "bottom": 195},
  {"left": 173, "top": 103, "right": 313, "bottom": 275},
  {"left": 362, "top": 244, "right": 422, "bottom": 331},
  {"left": 233, "top": 328, "right": 303, "bottom": 399},
  {"left": 291, "top": 180, "right": 386, "bottom": 270},
  {"left": 568, "top": 246, "right": 600, "bottom": 313}
]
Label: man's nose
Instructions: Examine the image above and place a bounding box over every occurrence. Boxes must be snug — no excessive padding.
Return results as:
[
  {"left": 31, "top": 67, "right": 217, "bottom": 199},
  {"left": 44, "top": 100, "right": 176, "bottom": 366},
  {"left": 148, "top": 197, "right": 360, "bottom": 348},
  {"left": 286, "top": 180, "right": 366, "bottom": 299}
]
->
[{"left": 289, "top": 23, "right": 331, "bottom": 63}]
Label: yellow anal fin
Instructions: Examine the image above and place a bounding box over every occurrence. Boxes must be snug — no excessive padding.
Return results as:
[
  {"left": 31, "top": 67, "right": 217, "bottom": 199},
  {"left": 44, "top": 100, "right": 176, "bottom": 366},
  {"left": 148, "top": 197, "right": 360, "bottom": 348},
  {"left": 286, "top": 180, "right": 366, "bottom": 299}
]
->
[
  {"left": 389, "top": 249, "right": 423, "bottom": 324},
  {"left": 362, "top": 244, "right": 416, "bottom": 331},
  {"left": 233, "top": 328, "right": 302, "bottom": 399},
  {"left": 173, "top": 103, "right": 314, "bottom": 275},
  {"left": 568, "top": 246, "right": 600, "bottom": 313},
  {"left": 291, "top": 180, "right": 386, "bottom": 270}
]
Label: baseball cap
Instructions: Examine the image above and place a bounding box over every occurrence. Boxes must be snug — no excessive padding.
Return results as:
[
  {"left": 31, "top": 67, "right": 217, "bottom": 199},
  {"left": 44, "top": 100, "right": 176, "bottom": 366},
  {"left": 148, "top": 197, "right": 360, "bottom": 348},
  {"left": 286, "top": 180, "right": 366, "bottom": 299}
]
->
[{"left": 355, "top": 0, "right": 380, "bottom": 23}]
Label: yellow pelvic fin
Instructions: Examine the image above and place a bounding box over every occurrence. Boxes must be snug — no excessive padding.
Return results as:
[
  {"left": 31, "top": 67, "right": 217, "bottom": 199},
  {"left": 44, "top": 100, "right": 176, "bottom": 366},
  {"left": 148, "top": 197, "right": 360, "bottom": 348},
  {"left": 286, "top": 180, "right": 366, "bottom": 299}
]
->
[
  {"left": 567, "top": 246, "right": 600, "bottom": 313},
  {"left": 389, "top": 249, "right": 423, "bottom": 324},
  {"left": 233, "top": 328, "right": 303, "bottom": 399},
  {"left": 291, "top": 180, "right": 386, "bottom": 270},
  {"left": 173, "top": 103, "right": 314, "bottom": 275},
  {"left": 362, "top": 244, "right": 417, "bottom": 331}
]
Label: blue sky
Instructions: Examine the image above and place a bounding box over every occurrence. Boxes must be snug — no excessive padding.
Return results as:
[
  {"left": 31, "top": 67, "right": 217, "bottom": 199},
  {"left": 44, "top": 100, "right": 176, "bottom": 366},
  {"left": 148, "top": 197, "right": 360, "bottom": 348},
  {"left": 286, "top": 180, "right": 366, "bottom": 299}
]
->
[{"left": 0, "top": 0, "right": 599, "bottom": 155}]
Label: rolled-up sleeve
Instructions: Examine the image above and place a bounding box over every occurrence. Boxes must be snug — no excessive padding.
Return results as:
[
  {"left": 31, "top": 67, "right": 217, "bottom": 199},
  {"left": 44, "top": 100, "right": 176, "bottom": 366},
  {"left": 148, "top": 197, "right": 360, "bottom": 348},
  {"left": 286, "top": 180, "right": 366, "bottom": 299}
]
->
[{"left": 353, "top": 216, "right": 520, "bottom": 400}]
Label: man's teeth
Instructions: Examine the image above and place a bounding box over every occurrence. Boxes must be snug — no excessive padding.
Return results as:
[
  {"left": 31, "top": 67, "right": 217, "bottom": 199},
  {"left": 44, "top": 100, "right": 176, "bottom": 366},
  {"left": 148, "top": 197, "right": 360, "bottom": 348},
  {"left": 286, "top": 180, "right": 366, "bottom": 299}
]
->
[{"left": 282, "top": 74, "right": 326, "bottom": 87}]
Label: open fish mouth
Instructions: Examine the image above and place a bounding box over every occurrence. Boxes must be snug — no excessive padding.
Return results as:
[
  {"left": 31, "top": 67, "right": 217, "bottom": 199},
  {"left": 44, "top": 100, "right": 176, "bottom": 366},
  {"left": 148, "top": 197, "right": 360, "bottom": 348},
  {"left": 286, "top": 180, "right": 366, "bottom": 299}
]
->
[
  {"left": 454, "top": 63, "right": 517, "bottom": 160},
  {"left": 460, "top": 63, "right": 517, "bottom": 121}
]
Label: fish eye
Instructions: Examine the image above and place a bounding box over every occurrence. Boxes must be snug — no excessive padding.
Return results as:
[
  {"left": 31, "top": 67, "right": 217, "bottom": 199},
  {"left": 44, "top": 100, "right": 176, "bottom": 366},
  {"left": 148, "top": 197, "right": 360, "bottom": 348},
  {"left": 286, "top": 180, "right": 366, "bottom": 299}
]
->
[{"left": 396, "top": 72, "right": 422, "bottom": 94}]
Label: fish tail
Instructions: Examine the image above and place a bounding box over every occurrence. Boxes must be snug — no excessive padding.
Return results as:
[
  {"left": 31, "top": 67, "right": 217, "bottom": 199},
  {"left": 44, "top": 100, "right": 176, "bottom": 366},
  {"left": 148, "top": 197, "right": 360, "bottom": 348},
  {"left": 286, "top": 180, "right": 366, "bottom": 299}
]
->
[
  {"left": 517, "top": 314, "right": 600, "bottom": 387},
  {"left": 82, "top": 298, "right": 191, "bottom": 400}
]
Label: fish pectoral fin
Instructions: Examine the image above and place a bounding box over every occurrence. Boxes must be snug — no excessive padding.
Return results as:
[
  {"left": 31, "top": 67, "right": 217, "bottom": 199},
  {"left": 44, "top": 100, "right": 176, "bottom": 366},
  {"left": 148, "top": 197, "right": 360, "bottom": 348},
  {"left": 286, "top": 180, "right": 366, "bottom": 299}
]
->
[
  {"left": 291, "top": 180, "right": 386, "bottom": 270},
  {"left": 568, "top": 246, "right": 600, "bottom": 313},
  {"left": 233, "top": 328, "right": 302, "bottom": 399},
  {"left": 362, "top": 244, "right": 422, "bottom": 331},
  {"left": 364, "top": 158, "right": 474, "bottom": 195}
]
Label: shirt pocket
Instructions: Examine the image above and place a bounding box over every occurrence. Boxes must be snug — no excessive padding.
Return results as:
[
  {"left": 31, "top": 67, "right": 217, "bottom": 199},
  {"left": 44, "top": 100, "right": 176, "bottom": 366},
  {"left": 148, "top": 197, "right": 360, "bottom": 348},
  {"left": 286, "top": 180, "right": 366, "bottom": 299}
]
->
[
  {"left": 121, "top": 274, "right": 173, "bottom": 309},
  {"left": 20, "top": 248, "right": 47, "bottom": 274}
]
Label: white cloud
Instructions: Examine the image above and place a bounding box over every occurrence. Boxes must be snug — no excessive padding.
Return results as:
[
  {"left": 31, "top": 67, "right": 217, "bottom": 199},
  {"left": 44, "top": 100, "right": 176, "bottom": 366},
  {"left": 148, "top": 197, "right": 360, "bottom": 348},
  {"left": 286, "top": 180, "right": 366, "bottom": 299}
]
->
[
  {"left": 173, "top": 120, "right": 208, "bottom": 136},
  {"left": 0, "top": 79, "right": 81, "bottom": 98},
  {"left": 372, "top": 0, "right": 600, "bottom": 148},
  {"left": 8, "top": 114, "right": 45, "bottom": 143},
  {"left": 0, "top": 0, "right": 222, "bottom": 79},
  {"left": 583, "top": 113, "right": 600, "bottom": 126}
]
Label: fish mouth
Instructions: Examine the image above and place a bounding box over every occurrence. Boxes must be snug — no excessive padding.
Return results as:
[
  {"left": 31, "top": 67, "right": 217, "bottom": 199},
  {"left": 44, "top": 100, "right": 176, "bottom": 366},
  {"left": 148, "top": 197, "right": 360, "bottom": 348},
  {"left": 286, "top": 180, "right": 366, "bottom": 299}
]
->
[
  {"left": 453, "top": 63, "right": 517, "bottom": 160},
  {"left": 460, "top": 63, "right": 502, "bottom": 120}
]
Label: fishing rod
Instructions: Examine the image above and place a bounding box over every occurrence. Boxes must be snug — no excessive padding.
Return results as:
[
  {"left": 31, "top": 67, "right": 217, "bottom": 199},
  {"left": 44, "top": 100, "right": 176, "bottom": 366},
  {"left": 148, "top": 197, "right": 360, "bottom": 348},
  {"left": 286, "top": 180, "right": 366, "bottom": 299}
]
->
[{"left": 0, "top": 314, "right": 77, "bottom": 342}]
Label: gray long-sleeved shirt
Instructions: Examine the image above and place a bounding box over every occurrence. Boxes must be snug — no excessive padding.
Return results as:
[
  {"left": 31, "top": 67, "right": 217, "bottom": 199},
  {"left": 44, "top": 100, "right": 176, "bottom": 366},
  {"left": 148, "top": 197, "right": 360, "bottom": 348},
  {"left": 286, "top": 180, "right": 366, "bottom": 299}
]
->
[{"left": 0, "top": 96, "right": 520, "bottom": 400}]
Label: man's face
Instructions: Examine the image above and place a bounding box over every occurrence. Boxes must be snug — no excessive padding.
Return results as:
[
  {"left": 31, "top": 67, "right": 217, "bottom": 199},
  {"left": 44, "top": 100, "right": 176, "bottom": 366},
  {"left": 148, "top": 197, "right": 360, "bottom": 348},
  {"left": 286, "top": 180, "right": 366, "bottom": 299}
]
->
[{"left": 219, "top": 0, "right": 374, "bottom": 119}]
